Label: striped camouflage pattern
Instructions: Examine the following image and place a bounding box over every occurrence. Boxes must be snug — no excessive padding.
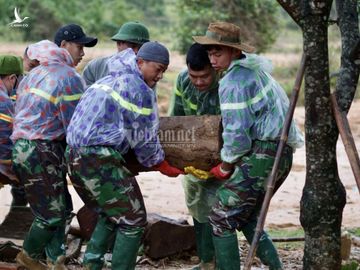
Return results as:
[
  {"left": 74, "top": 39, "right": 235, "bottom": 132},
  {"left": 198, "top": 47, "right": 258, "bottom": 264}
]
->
[
  {"left": 66, "top": 146, "right": 147, "bottom": 232},
  {"left": 209, "top": 140, "right": 293, "bottom": 236}
]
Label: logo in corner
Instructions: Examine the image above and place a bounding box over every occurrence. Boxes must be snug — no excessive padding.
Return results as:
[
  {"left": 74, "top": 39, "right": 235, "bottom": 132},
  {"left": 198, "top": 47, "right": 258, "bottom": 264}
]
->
[{"left": 8, "top": 7, "right": 29, "bottom": 28}]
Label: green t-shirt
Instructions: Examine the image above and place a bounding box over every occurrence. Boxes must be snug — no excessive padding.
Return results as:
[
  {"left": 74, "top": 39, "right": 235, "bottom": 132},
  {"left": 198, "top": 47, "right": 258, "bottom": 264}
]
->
[{"left": 168, "top": 69, "right": 220, "bottom": 116}]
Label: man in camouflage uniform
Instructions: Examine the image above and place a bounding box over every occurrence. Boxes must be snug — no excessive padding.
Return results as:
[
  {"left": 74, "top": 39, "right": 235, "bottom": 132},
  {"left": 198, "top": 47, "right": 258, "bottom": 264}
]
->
[
  {"left": 0, "top": 55, "right": 23, "bottom": 187},
  {"left": 12, "top": 24, "right": 97, "bottom": 270},
  {"left": 66, "top": 42, "right": 183, "bottom": 270},
  {"left": 194, "top": 22, "right": 304, "bottom": 270},
  {"left": 169, "top": 43, "right": 220, "bottom": 269}
]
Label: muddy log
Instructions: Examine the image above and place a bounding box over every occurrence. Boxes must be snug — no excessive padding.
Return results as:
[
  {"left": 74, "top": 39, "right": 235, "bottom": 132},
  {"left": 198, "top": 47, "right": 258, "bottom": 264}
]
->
[{"left": 124, "top": 115, "right": 222, "bottom": 173}]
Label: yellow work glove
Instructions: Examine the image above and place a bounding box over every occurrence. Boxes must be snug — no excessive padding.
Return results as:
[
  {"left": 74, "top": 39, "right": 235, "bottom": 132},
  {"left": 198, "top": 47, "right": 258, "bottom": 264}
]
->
[{"left": 184, "top": 166, "right": 213, "bottom": 180}]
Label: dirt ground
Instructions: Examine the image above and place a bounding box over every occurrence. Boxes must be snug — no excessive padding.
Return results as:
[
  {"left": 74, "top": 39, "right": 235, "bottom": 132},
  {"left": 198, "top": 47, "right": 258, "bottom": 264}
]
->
[
  {"left": 0, "top": 43, "right": 359, "bottom": 268},
  {"left": 1, "top": 103, "right": 359, "bottom": 269}
]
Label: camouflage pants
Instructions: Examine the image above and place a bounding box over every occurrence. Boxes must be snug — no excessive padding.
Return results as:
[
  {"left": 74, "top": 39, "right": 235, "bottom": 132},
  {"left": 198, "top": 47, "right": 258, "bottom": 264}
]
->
[
  {"left": 12, "top": 139, "right": 72, "bottom": 261},
  {"left": 209, "top": 140, "right": 293, "bottom": 236},
  {"left": 12, "top": 139, "right": 71, "bottom": 225},
  {"left": 66, "top": 146, "right": 147, "bottom": 233},
  {"left": 182, "top": 175, "right": 223, "bottom": 223}
]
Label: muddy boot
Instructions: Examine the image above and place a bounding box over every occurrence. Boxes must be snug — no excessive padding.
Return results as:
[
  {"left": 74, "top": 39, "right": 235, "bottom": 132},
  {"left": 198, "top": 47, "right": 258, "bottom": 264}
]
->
[
  {"left": 192, "top": 219, "right": 215, "bottom": 270},
  {"left": 242, "top": 220, "right": 283, "bottom": 270},
  {"left": 16, "top": 250, "right": 47, "bottom": 270},
  {"left": 83, "top": 216, "right": 115, "bottom": 270},
  {"left": 111, "top": 229, "right": 143, "bottom": 270},
  {"left": 212, "top": 232, "right": 240, "bottom": 270},
  {"left": 23, "top": 218, "right": 55, "bottom": 260}
]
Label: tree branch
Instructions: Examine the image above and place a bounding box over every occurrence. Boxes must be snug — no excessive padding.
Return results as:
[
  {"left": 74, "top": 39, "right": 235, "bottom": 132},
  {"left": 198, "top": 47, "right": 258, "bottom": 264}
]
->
[
  {"left": 277, "top": 0, "right": 302, "bottom": 26},
  {"left": 334, "top": 0, "right": 360, "bottom": 113}
]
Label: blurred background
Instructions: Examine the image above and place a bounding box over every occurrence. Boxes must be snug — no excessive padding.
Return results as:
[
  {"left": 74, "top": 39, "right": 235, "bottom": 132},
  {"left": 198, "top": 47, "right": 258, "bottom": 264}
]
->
[{"left": 0, "top": 0, "right": 358, "bottom": 114}]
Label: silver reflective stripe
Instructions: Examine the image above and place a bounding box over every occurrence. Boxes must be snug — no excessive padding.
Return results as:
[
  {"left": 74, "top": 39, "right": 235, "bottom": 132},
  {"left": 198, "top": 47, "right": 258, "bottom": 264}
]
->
[{"left": 220, "top": 81, "right": 273, "bottom": 110}]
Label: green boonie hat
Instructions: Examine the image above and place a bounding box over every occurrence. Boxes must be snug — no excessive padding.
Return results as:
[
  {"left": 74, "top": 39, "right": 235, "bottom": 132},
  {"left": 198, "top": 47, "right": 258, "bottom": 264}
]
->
[
  {"left": 0, "top": 55, "right": 23, "bottom": 75},
  {"left": 111, "top": 21, "right": 150, "bottom": 45}
]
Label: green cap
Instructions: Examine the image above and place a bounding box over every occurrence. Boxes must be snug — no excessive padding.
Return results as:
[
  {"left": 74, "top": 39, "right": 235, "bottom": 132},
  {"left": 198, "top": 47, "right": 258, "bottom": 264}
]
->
[
  {"left": 111, "top": 21, "right": 150, "bottom": 44},
  {"left": 0, "top": 55, "right": 23, "bottom": 75}
]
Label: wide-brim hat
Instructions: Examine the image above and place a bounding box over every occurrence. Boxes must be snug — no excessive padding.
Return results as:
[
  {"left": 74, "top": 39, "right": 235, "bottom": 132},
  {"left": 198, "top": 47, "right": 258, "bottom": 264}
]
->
[{"left": 193, "top": 21, "right": 255, "bottom": 53}]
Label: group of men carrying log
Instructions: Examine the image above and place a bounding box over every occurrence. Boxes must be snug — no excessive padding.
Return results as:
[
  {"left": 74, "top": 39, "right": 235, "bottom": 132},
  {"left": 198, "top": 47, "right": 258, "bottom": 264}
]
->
[{"left": 0, "top": 20, "right": 303, "bottom": 270}]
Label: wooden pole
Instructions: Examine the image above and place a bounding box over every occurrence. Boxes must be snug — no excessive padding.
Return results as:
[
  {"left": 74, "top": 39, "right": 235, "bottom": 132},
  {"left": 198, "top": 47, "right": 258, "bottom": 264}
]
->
[
  {"left": 244, "top": 54, "right": 307, "bottom": 269},
  {"left": 330, "top": 93, "right": 360, "bottom": 194}
]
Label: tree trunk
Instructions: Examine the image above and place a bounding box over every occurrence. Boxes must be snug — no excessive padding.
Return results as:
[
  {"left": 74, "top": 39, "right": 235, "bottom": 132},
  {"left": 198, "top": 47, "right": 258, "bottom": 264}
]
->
[
  {"left": 335, "top": 0, "right": 360, "bottom": 112},
  {"left": 124, "top": 115, "right": 222, "bottom": 173},
  {"left": 299, "top": 1, "right": 346, "bottom": 269}
]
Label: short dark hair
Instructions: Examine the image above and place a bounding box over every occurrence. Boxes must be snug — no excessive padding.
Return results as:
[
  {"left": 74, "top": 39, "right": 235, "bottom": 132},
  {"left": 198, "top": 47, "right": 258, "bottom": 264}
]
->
[{"left": 186, "top": 43, "right": 211, "bottom": 71}]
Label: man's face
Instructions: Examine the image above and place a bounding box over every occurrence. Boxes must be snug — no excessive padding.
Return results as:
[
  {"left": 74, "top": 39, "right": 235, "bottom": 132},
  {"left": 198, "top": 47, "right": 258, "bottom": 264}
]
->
[
  {"left": 207, "top": 46, "right": 236, "bottom": 72},
  {"left": 1, "top": 74, "right": 17, "bottom": 94},
  {"left": 188, "top": 64, "right": 215, "bottom": 91},
  {"left": 137, "top": 59, "right": 167, "bottom": 88},
  {"left": 116, "top": 41, "right": 141, "bottom": 54},
  {"left": 23, "top": 54, "right": 39, "bottom": 72},
  {"left": 61, "top": 41, "right": 85, "bottom": 66}
]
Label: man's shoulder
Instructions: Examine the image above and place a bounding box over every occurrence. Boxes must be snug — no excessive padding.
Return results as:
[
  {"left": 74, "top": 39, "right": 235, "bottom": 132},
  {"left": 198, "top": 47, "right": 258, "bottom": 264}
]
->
[
  {"left": 224, "top": 64, "right": 257, "bottom": 84},
  {"left": 85, "top": 56, "right": 111, "bottom": 70},
  {"left": 177, "top": 69, "right": 193, "bottom": 90}
]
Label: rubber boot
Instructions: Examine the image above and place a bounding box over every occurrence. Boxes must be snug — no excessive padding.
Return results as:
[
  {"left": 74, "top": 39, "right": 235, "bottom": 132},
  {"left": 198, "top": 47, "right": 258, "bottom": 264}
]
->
[
  {"left": 83, "top": 216, "right": 115, "bottom": 270},
  {"left": 111, "top": 229, "right": 143, "bottom": 270},
  {"left": 212, "top": 232, "right": 240, "bottom": 270},
  {"left": 192, "top": 219, "right": 215, "bottom": 270},
  {"left": 16, "top": 250, "right": 47, "bottom": 270},
  {"left": 45, "top": 225, "right": 66, "bottom": 264},
  {"left": 242, "top": 220, "right": 283, "bottom": 270},
  {"left": 23, "top": 218, "right": 56, "bottom": 260}
]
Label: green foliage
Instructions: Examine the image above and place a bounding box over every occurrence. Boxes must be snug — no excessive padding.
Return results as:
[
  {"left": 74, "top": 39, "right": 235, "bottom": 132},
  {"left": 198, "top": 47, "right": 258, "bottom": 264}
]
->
[
  {"left": 174, "top": 0, "right": 279, "bottom": 54},
  {"left": 341, "top": 261, "right": 360, "bottom": 270},
  {"left": 0, "top": 0, "right": 278, "bottom": 52},
  {"left": 0, "top": 0, "right": 168, "bottom": 42}
]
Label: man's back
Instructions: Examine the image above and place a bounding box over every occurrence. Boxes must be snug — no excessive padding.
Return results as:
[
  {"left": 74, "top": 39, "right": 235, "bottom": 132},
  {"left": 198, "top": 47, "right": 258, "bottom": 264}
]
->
[{"left": 82, "top": 56, "right": 111, "bottom": 87}]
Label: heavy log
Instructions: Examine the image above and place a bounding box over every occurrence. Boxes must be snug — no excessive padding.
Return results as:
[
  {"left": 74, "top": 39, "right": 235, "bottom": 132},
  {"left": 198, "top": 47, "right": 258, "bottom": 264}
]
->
[{"left": 124, "top": 115, "right": 222, "bottom": 173}]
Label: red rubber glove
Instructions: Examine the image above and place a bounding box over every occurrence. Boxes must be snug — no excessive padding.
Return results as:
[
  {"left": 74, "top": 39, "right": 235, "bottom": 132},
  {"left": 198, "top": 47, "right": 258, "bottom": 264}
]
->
[
  {"left": 210, "top": 163, "right": 233, "bottom": 180},
  {"left": 153, "top": 160, "right": 184, "bottom": 177}
]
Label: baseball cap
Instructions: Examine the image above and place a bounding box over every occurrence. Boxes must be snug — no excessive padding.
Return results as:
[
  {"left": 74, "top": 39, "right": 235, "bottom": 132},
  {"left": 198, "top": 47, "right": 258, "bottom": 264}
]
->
[{"left": 54, "top": 24, "right": 98, "bottom": 47}]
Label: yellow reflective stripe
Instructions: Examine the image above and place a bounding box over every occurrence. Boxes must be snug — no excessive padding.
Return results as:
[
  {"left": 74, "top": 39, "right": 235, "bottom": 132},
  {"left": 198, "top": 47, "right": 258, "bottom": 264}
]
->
[
  {"left": 0, "top": 159, "right": 12, "bottom": 165},
  {"left": 29, "top": 88, "right": 82, "bottom": 105},
  {"left": 63, "top": 93, "right": 82, "bottom": 102},
  {"left": 184, "top": 98, "right": 197, "bottom": 110},
  {"left": 175, "top": 88, "right": 182, "bottom": 97},
  {"left": 220, "top": 81, "right": 273, "bottom": 110},
  {"left": 0, "top": 113, "right": 12, "bottom": 123},
  {"left": 175, "top": 87, "right": 197, "bottom": 110},
  {"left": 30, "top": 88, "right": 57, "bottom": 104},
  {"left": 94, "top": 83, "right": 154, "bottom": 116},
  {"left": 10, "top": 95, "right": 16, "bottom": 101}
]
